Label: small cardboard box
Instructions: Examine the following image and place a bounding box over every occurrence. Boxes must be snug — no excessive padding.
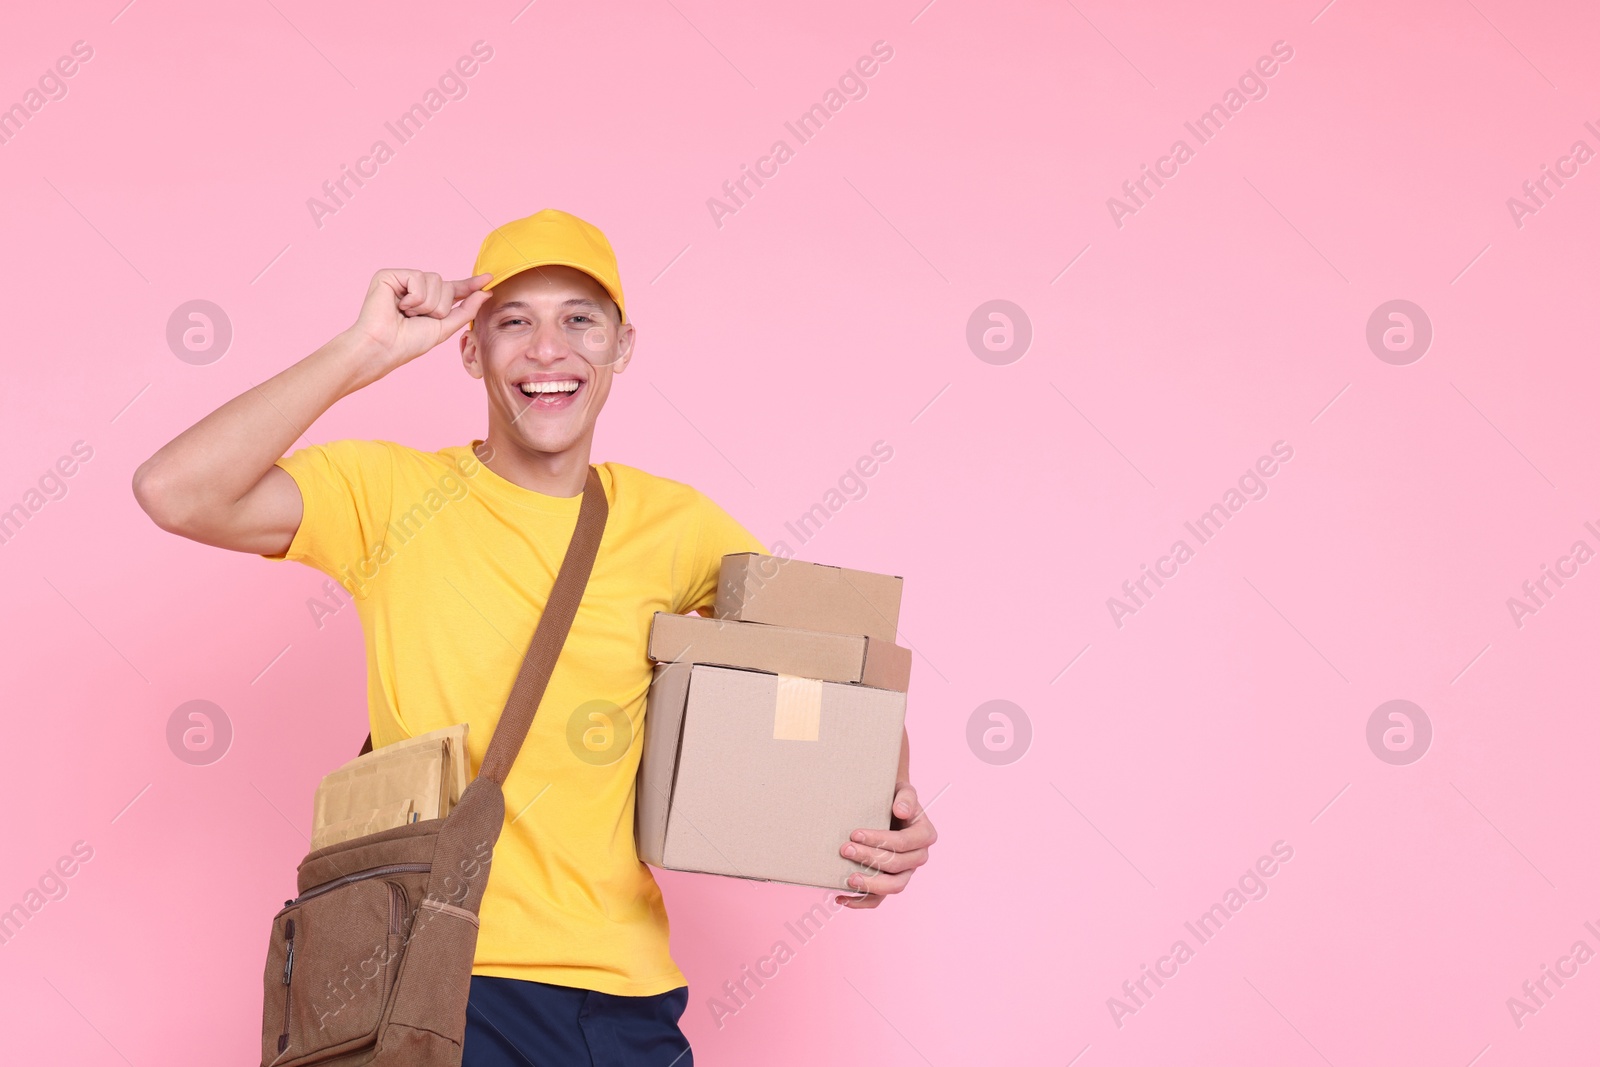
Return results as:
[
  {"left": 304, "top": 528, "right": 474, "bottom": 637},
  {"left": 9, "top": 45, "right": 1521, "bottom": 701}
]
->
[
  {"left": 636, "top": 662, "right": 906, "bottom": 890},
  {"left": 714, "top": 553, "right": 903, "bottom": 643},
  {"left": 647, "top": 612, "right": 911, "bottom": 693}
]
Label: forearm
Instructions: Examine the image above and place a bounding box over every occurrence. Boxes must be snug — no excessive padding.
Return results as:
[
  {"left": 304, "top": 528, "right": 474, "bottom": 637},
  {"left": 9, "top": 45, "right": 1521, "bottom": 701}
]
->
[{"left": 133, "top": 330, "right": 368, "bottom": 527}]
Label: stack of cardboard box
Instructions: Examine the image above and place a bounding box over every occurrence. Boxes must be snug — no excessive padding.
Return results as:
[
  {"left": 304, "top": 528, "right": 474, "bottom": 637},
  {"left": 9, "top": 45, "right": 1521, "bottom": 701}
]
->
[{"left": 636, "top": 552, "right": 910, "bottom": 890}]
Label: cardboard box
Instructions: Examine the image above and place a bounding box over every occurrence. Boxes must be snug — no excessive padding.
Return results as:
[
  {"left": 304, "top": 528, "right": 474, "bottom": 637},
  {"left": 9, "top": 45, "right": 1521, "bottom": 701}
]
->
[
  {"left": 647, "top": 612, "right": 912, "bottom": 693},
  {"left": 636, "top": 662, "right": 906, "bottom": 890},
  {"left": 714, "top": 553, "right": 903, "bottom": 643}
]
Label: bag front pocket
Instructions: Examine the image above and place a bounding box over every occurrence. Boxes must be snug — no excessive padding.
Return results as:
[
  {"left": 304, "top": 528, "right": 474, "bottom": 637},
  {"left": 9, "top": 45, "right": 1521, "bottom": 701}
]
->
[
  {"left": 381, "top": 897, "right": 482, "bottom": 1050},
  {"left": 260, "top": 863, "right": 426, "bottom": 1067}
]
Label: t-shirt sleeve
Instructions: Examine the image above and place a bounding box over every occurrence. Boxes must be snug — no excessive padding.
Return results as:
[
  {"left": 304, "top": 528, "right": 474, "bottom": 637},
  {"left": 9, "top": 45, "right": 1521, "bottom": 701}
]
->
[
  {"left": 260, "top": 439, "right": 395, "bottom": 580},
  {"left": 675, "top": 489, "right": 765, "bottom": 616}
]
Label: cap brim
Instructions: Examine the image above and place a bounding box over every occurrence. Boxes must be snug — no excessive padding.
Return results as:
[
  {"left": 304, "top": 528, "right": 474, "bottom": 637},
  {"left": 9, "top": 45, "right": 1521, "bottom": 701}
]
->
[{"left": 483, "top": 259, "right": 625, "bottom": 320}]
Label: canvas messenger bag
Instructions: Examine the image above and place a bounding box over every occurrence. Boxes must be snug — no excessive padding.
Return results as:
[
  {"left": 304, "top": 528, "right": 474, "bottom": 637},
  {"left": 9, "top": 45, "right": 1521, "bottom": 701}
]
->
[{"left": 258, "top": 466, "right": 609, "bottom": 1067}]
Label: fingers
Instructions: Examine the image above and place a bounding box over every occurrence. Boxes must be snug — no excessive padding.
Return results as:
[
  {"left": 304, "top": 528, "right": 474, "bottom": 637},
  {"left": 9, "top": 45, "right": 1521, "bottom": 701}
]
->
[
  {"left": 393, "top": 270, "right": 429, "bottom": 315},
  {"left": 419, "top": 272, "right": 443, "bottom": 317},
  {"left": 838, "top": 827, "right": 928, "bottom": 904},
  {"left": 848, "top": 816, "right": 936, "bottom": 855},
  {"left": 382, "top": 271, "right": 491, "bottom": 323},
  {"left": 892, "top": 784, "right": 921, "bottom": 824},
  {"left": 438, "top": 288, "right": 494, "bottom": 336},
  {"left": 831, "top": 783, "right": 937, "bottom": 908},
  {"left": 841, "top": 839, "right": 927, "bottom": 876},
  {"left": 845, "top": 866, "right": 911, "bottom": 896},
  {"left": 450, "top": 272, "right": 494, "bottom": 299},
  {"left": 393, "top": 270, "right": 468, "bottom": 320}
]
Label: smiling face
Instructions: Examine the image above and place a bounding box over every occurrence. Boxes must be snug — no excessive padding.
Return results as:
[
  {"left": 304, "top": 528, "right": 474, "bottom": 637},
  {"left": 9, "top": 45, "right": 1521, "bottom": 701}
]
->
[{"left": 461, "top": 264, "right": 634, "bottom": 463}]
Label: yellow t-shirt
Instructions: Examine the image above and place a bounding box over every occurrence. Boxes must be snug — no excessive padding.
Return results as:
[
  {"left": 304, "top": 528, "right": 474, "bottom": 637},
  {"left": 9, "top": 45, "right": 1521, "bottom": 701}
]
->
[{"left": 263, "top": 439, "right": 764, "bottom": 996}]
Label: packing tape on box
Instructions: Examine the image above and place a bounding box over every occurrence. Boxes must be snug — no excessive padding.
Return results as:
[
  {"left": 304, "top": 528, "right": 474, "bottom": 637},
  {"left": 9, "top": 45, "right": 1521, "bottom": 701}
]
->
[{"left": 773, "top": 674, "right": 822, "bottom": 741}]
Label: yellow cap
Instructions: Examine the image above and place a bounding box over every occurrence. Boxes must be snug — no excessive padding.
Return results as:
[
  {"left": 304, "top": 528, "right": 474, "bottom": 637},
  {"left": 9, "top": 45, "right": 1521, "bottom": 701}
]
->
[{"left": 470, "top": 208, "right": 626, "bottom": 324}]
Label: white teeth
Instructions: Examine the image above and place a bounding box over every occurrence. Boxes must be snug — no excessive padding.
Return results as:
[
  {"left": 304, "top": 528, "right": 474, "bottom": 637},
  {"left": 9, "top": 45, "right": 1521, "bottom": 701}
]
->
[{"left": 518, "top": 380, "right": 581, "bottom": 397}]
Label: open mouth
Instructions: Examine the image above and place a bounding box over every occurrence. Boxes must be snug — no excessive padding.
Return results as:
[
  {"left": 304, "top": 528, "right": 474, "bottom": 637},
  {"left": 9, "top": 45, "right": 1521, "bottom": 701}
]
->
[{"left": 514, "top": 378, "right": 585, "bottom": 410}]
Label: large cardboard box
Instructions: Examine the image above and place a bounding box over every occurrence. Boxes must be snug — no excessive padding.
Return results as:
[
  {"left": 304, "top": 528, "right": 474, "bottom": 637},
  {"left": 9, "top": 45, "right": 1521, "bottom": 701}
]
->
[
  {"left": 636, "top": 662, "right": 906, "bottom": 889},
  {"left": 647, "top": 611, "right": 911, "bottom": 692},
  {"left": 714, "top": 553, "right": 903, "bottom": 642}
]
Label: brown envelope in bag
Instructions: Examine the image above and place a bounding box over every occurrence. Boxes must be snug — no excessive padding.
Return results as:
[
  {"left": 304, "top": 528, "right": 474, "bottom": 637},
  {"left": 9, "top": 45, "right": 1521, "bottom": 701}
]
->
[
  {"left": 310, "top": 798, "right": 416, "bottom": 851},
  {"left": 373, "top": 722, "right": 471, "bottom": 815},
  {"left": 310, "top": 724, "right": 470, "bottom": 851}
]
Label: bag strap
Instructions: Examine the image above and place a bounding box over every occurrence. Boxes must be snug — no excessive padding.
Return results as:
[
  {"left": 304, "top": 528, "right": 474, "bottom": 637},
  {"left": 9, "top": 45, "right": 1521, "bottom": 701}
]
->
[{"left": 356, "top": 465, "right": 609, "bottom": 785}]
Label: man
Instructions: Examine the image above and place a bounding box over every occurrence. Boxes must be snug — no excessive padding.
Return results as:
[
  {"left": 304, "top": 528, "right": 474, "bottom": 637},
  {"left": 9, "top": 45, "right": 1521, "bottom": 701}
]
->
[{"left": 132, "top": 209, "right": 935, "bottom": 1065}]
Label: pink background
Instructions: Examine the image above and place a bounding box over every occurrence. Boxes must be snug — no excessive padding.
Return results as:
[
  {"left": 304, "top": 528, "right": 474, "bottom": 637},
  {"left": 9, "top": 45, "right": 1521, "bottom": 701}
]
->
[{"left": 3, "top": 0, "right": 1598, "bottom": 1063}]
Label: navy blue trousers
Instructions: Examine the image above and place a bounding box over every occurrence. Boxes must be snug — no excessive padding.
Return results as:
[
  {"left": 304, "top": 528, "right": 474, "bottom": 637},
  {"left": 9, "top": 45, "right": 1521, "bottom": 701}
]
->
[{"left": 461, "top": 975, "right": 692, "bottom": 1067}]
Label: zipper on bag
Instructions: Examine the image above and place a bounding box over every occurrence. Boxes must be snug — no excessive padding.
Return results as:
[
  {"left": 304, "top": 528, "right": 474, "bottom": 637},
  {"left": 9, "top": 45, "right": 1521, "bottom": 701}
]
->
[
  {"left": 277, "top": 918, "right": 296, "bottom": 1054},
  {"left": 388, "top": 882, "right": 406, "bottom": 938},
  {"left": 290, "top": 862, "right": 430, "bottom": 906}
]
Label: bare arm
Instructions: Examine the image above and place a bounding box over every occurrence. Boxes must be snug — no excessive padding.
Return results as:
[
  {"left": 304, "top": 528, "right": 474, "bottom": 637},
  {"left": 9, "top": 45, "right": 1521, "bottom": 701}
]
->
[{"left": 132, "top": 270, "right": 492, "bottom": 555}]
